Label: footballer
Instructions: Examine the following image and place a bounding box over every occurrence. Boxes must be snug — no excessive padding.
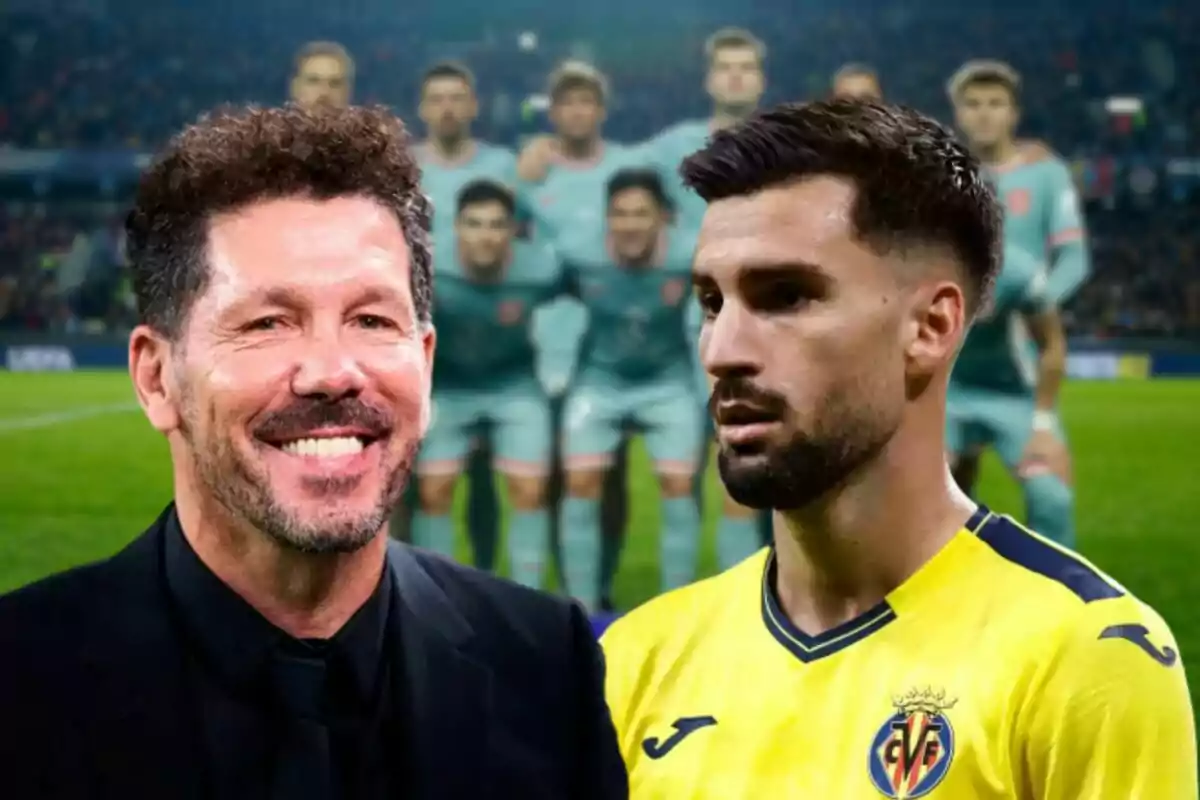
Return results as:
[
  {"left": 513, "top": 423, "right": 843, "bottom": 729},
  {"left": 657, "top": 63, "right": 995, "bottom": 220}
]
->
[
  {"left": 946, "top": 60, "right": 1089, "bottom": 547},
  {"left": 602, "top": 100, "right": 1195, "bottom": 799}
]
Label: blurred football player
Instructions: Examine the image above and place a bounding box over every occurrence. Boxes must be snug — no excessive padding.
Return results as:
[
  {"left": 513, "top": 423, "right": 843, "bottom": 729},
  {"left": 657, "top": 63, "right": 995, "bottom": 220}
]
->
[
  {"left": 558, "top": 169, "right": 702, "bottom": 612},
  {"left": 289, "top": 41, "right": 354, "bottom": 109},
  {"left": 637, "top": 28, "right": 770, "bottom": 576},
  {"left": 517, "top": 62, "right": 643, "bottom": 610},
  {"left": 830, "top": 62, "right": 883, "bottom": 100},
  {"left": 603, "top": 100, "right": 1194, "bottom": 799},
  {"left": 413, "top": 180, "right": 560, "bottom": 588},
  {"left": 948, "top": 60, "right": 1088, "bottom": 547},
  {"left": 410, "top": 62, "right": 517, "bottom": 570},
  {"left": 416, "top": 62, "right": 517, "bottom": 242},
  {"left": 640, "top": 28, "right": 767, "bottom": 231},
  {"left": 949, "top": 246, "right": 1072, "bottom": 547}
]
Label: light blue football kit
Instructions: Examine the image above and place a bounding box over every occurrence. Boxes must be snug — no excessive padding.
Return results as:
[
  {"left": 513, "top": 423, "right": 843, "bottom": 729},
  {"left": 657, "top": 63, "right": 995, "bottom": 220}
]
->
[
  {"left": 992, "top": 142, "right": 1089, "bottom": 304},
  {"left": 523, "top": 144, "right": 648, "bottom": 388},
  {"left": 638, "top": 118, "right": 764, "bottom": 569},
  {"left": 636, "top": 119, "right": 712, "bottom": 231},
  {"left": 414, "top": 141, "right": 520, "bottom": 570},
  {"left": 557, "top": 228, "right": 703, "bottom": 608},
  {"left": 416, "top": 141, "right": 517, "bottom": 243},
  {"left": 948, "top": 245, "right": 1074, "bottom": 546},
  {"left": 413, "top": 239, "right": 563, "bottom": 587}
]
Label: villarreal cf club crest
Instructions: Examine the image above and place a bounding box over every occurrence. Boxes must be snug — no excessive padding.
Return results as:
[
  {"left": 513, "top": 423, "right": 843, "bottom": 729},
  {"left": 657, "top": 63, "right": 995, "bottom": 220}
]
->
[{"left": 868, "top": 687, "right": 956, "bottom": 799}]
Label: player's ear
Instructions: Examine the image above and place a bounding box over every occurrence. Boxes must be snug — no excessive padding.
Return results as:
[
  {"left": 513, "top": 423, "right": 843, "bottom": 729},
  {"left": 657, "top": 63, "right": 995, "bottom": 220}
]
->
[
  {"left": 129, "top": 325, "right": 182, "bottom": 435},
  {"left": 904, "top": 280, "right": 965, "bottom": 372}
]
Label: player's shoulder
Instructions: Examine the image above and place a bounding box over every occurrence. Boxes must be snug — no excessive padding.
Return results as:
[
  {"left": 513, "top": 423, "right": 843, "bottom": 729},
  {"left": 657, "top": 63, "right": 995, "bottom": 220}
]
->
[
  {"left": 973, "top": 511, "right": 1126, "bottom": 605},
  {"left": 477, "top": 140, "right": 516, "bottom": 164},
  {"left": 655, "top": 118, "right": 708, "bottom": 144},
  {"left": 969, "top": 513, "right": 1187, "bottom": 680},
  {"left": 603, "top": 549, "right": 768, "bottom": 658},
  {"left": 603, "top": 140, "right": 655, "bottom": 172},
  {"left": 972, "top": 512, "right": 1176, "bottom": 639},
  {"left": 1018, "top": 139, "right": 1071, "bottom": 173}
]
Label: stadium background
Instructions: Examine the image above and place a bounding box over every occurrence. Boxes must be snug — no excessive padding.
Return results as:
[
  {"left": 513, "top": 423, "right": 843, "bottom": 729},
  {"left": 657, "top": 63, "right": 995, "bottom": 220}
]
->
[{"left": 1, "top": 0, "right": 1198, "bottom": 718}]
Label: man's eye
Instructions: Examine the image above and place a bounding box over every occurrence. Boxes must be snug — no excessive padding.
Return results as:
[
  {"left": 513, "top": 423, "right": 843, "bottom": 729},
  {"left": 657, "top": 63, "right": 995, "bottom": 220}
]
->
[
  {"left": 243, "top": 316, "right": 283, "bottom": 332},
  {"left": 355, "top": 314, "right": 397, "bottom": 330},
  {"left": 754, "top": 282, "right": 810, "bottom": 313},
  {"left": 697, "top": 291, "right": 722, "bottom": 318}
]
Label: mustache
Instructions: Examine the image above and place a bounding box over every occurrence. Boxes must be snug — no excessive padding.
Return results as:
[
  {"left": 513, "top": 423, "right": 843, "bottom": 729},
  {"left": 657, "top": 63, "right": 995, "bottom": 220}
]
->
[
  {"left": 253, "top": 398, "right": 392, "bottom": 442},
  {"left": 708, "top": 378, "right": 787, "bottom": 419}
]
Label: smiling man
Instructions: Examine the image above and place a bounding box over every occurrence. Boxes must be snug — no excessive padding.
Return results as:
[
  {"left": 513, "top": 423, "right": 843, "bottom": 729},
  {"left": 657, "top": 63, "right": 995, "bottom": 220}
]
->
[{"left": 0, "top": 104, "right": 625, "bottom": 800}]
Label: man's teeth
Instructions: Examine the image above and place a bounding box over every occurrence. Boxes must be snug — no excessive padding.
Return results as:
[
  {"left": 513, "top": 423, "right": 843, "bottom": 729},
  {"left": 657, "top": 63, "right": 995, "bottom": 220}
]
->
[{"left": 280, "top": 437, "right": 364, "bottom": 458}]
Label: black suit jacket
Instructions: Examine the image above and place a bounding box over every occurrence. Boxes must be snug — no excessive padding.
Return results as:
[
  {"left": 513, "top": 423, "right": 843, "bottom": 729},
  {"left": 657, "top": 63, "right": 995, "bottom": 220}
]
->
[{"left": 0, "top": 508, "right": 628, "bottom": 799}]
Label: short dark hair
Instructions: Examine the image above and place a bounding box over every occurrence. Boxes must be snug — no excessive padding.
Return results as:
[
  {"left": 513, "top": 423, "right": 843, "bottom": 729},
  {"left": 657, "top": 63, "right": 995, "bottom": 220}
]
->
[
  {"left": 606, "top": 168, "right": 671, "bottom": 210},
  {"left": 947, "top": 60, "right": 1021, "bottom": 105},
  {"left": 421, "top": 61, "right": 476, "bottom": 94},
  {"left": 456, "top": 179, "right": 516, "bottom": 217},
  {"left": 681, "top": 99, "right": 1001, "bottom": 314},
  {"left": 126, "top": 103, "right": 432, "bottom": 339},
  {"left": 293, "top": 41, "right": 355, "bottom": 82}
]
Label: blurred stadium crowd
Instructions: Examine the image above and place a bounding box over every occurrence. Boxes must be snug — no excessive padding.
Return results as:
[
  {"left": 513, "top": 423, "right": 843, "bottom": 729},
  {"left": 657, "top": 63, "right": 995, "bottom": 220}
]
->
[{"left": 1, "top": 0, "right": 1198, "bottom": 337}]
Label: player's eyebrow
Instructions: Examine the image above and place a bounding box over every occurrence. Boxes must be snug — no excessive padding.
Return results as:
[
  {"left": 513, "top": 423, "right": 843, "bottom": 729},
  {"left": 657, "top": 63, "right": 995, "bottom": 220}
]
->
[
  {"left": 741, "top": 260, "right": 831, "bottom": 287},
  {"left": 692, "top": 259, "right": 832, "bottom": 290}
]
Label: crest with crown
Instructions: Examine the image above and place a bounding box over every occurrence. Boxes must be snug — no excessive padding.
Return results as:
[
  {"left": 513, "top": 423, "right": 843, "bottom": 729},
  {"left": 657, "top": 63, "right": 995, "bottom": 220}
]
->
[{"left": 892, "top": 687, "right": 958, "bottom": 717}]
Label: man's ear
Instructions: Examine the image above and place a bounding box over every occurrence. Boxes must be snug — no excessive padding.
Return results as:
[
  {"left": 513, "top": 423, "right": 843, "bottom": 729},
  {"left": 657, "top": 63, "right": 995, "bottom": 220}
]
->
[
  {"left": 129, "top": 325, "right": 182, "bottom": 434},
  {"left": 417, "top": 325, "right": 436, "bottom": 436},
  {"left": 905, "top": 280, "right": 966, "bottom": 372}
]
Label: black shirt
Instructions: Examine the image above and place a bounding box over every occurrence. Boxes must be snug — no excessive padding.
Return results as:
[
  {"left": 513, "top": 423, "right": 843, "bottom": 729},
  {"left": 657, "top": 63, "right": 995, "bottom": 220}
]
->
[{"left": 164, "top": 511, "right": 400, "bottom": 799}]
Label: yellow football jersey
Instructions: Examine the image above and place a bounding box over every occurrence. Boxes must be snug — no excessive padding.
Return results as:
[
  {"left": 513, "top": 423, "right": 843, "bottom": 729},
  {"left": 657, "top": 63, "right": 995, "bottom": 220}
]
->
[{"left": 602, "top": 507, "right": 1197, "bottom": 799}]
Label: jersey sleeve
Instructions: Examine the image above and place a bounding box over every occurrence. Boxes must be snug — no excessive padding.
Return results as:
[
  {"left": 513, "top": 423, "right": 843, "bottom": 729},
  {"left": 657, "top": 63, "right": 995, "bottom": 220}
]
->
[
  {"left": 1041, "top": 160, "right": 1091, "bottom": 303},
  {"left": 1044, "top": 160, "right": 1085, "bottom": 248},
  {"left": 498, "top": 148, "right": 535, "bottom": 229},
  {"left": 1021, "top": 597, "right": 1197, "bottom": 799}
]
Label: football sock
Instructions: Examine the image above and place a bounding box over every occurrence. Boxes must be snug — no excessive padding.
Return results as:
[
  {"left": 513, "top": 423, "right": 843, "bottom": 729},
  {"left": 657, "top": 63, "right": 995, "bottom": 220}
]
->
[
  {"left": 560, "top": 497, "right": 601, "bottom": 611},
  {"left": 1023, "top": 473, "right": 1075, "bottom": 549},
  {"left": 661, "top": 496, "right": 701, "bottom": 591},
  {"left": 717, "top": 514, "right": 761, "bottom": 571},
  {"left": 507, "top": 509, "right": 550, "bottom": 590}
]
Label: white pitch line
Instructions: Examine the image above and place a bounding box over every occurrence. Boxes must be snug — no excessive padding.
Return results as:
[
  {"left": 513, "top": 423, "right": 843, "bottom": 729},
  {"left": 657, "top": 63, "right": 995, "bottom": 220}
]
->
[{"left": 0, "top": 403, "right": 140, "bottom": 434}]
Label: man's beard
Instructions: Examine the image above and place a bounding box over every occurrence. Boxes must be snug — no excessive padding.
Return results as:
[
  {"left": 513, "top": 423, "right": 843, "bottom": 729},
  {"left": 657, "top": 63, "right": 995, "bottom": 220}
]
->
[
  {"left": 183, "top": 396, "right": 416, "bottom": 554},
  {"left": 715, "top": 389, "right": 897, "bottom": 512}
]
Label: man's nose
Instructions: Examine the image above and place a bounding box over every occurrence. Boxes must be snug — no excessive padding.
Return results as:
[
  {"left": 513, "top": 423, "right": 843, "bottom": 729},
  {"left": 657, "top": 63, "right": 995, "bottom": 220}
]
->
[
  {"left": 701, "top": 301, "right": 765, "bottom": 381},
  {"left": 291, "top": 333, "right": 368, "bottom": 400}
]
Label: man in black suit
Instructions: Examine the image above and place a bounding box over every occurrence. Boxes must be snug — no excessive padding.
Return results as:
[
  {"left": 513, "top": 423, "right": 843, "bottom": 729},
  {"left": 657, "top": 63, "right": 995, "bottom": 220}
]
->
[{"left": 0, "top": 104, "right": 627, "bottom": 799}]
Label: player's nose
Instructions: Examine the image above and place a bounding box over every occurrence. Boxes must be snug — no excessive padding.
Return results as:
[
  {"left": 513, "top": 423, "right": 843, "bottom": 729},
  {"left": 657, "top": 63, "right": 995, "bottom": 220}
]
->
[{"left": 701, "top": 300, "right": 766, "bottom": 380}]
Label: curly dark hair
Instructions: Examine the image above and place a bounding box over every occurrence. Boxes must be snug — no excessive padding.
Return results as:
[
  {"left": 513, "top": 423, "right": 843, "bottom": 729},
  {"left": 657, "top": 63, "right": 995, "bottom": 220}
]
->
[
  {"left": 681, "top": 99, "right": 1001, "bottom": 315},
  {"left": 125, "top": 103, "right": 432, "bottom": 339}
]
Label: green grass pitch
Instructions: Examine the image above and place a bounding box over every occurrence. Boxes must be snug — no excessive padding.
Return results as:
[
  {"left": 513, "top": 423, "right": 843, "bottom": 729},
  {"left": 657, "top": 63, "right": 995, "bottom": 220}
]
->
[{"left": 1, "top": 371, "right": 1197, "bottom": 716}]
